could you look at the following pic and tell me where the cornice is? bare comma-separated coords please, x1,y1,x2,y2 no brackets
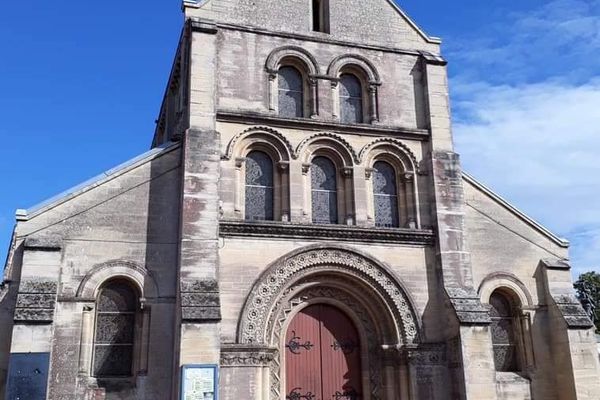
219,220,435,245
216,110,430,140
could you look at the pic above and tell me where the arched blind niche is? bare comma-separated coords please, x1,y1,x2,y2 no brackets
339,74,363,124
93,280,138,377
245,151,275,221
278,66,304,118
490,291,519,372
373,161,399,228
311,156,338,224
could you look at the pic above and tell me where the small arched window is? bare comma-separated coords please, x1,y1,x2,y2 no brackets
278,66,304,118
311,156,338,224
245,151,274,221
373,161,399,228
339,74,363,124
490,291,519,372
93,280,138,377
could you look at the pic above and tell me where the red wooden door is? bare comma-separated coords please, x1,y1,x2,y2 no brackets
286,304,362,400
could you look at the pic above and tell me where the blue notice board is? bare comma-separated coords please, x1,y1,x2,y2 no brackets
5,352,50,400
180,364,218,400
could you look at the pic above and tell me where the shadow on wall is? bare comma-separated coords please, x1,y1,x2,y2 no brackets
0,240,24,400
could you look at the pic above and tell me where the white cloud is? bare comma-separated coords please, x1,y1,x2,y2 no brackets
454,79,600,275
447,0,600,83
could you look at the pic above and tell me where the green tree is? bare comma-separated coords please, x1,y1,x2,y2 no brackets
574,271,600,333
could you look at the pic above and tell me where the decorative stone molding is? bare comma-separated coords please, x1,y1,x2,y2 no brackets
407,343,447,366
359,138,419,172
295,132,359,164
76,259,158,299
219,220,434,245
14,280,57,322
238,245,420,345
327,54,382,85
181,279,221,322
445,287,491,325
220,345,278,367
478,272,534,308
552,294,594,329
265,46,320,76
223,126,294,161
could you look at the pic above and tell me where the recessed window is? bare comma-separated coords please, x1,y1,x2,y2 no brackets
373,161,399,228
278,66,304,118
339,74,363,124
311,156,338,224
245,151,275,221
312,0,330,33
93,280,138,378
490,291,519,372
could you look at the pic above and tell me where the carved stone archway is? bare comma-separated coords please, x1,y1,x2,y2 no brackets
237,245,420,400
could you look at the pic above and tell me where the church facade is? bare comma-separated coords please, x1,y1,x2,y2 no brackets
1,1,599,399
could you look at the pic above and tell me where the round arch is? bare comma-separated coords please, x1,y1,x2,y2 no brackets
237,244,420,346
296,132,359,166
76,259,158,300
265,46,320,76
327,54,381,84
224,126,294,162
359,138,419,172
478,272,534,308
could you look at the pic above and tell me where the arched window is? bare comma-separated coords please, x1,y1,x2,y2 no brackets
311,156,338,224
339,74,363,124
278,66,304,118
93,280,138,377
373,161,399,228
489,291,519,372
245,151,274,221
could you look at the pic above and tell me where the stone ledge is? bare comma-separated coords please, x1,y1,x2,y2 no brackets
219,220,435,245
216,110,430,140
220,344,278,367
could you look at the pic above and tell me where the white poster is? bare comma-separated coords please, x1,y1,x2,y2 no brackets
182,365,216,400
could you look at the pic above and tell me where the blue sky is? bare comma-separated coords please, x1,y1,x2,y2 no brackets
0,0,598,276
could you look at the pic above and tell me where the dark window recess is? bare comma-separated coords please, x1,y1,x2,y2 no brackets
245,151,275,221
373,161,399,228
93,281,137,377
311,156,338,224
278,66,304,118
312,0,330,33
490,292,519,372
339,74,363,124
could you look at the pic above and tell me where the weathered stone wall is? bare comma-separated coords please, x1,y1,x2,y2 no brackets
215,29,429,129
185,0,440,51
2,145,182,400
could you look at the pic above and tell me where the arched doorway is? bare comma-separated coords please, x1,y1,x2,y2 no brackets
285,304,363,400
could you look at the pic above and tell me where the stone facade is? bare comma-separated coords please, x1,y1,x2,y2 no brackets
2,1,599,399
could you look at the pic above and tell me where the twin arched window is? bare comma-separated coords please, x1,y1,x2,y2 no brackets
372,161,399,228
311,156,338,224
245,151,275,221
489,291,520,372
93,280,138,377
278,66,304,118
339,74,363,124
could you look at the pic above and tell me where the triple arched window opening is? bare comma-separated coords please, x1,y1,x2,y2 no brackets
243,150,414,228
276,65,375,124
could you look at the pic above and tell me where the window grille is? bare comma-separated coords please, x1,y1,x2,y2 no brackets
490,292,519,372
245,151,274,221
311,156,338,224
278,66,304,118
373,161,399,228
93,281,137,377
340,74,363,124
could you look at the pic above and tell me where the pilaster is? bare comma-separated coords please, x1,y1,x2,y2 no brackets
175,16,221,398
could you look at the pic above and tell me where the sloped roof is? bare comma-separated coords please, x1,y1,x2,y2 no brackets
18,142,180,221
463,172,569,248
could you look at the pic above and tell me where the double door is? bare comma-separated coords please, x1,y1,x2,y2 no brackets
285,304,363,400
